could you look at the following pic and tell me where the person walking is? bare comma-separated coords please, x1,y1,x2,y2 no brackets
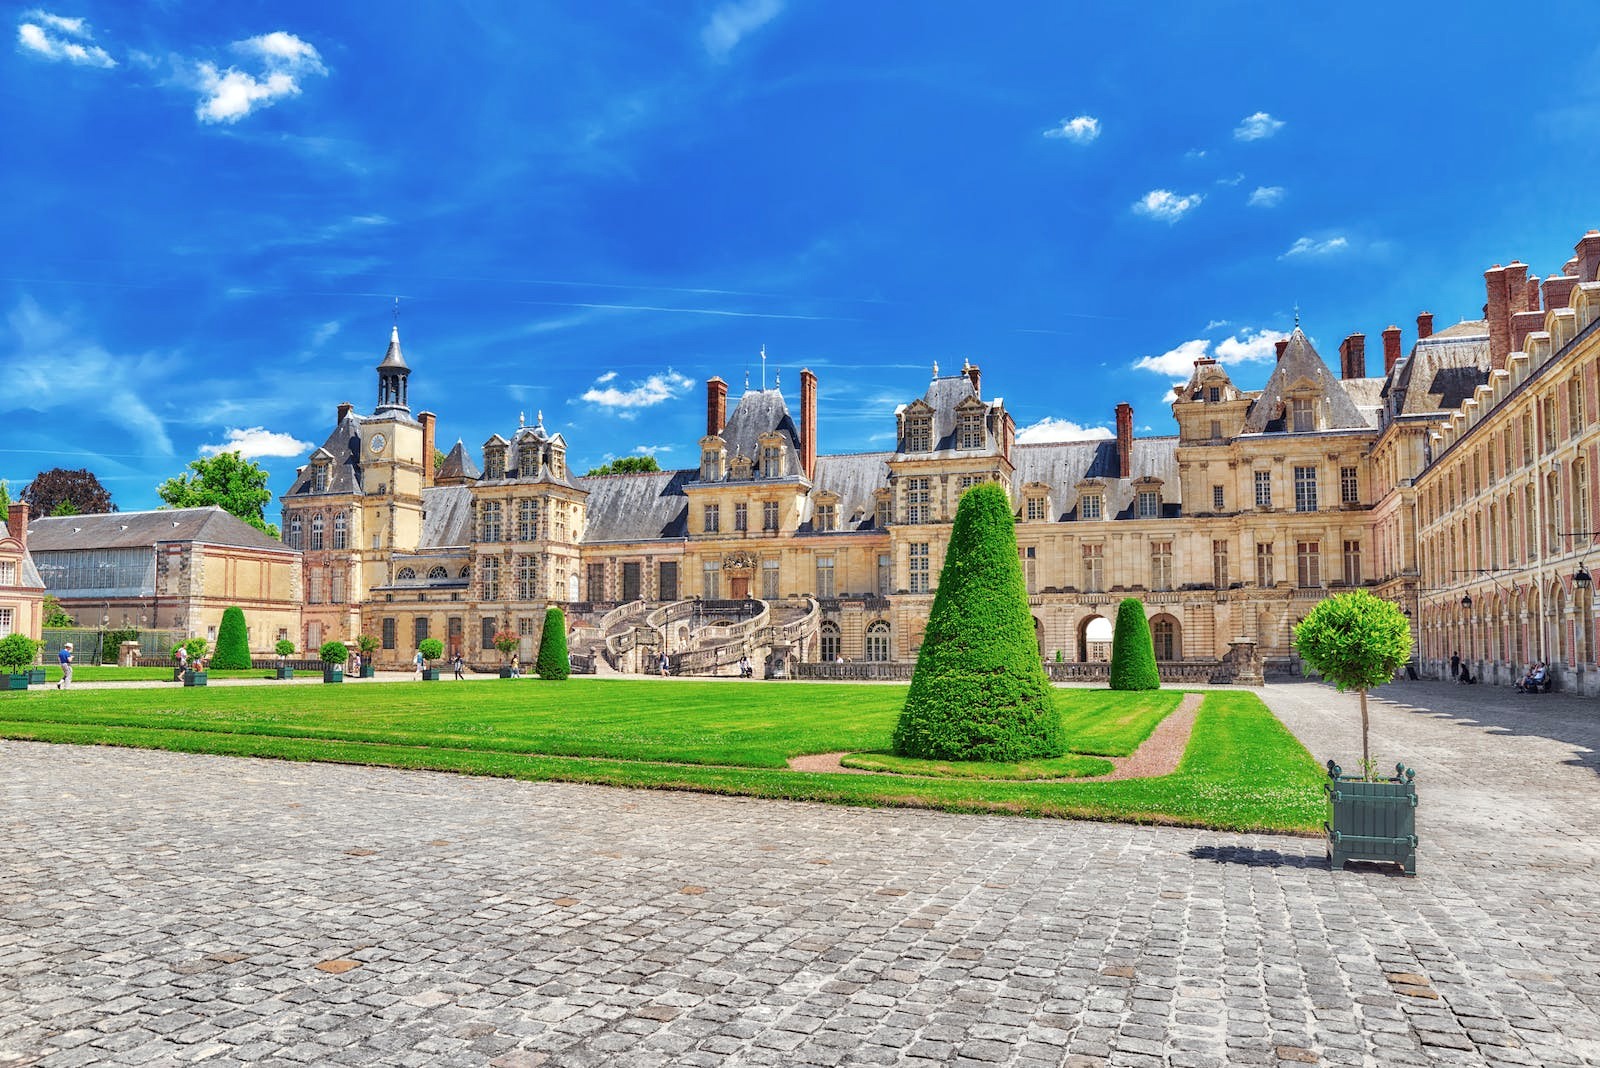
56,642,73,689
413,647,425,680
452,652,464,680
1450,650,1460,680
659,652,670,677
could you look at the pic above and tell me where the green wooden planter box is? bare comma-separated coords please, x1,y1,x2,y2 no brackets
1325,761,1417,875
421,668,440,681
499,667,514,679
323,668,344,684
276,666,294,679
26,668,46,685
4,673,29,691
183,670,208,687
361,664,376,678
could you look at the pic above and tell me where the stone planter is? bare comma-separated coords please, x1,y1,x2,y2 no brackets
183,670,208,688
421,668,440,681
26,668,46,685
276,665,294,680
1325,761,1417,875
4,673,29,691
323,668,344,684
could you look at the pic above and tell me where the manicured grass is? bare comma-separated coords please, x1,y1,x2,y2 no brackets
22,666,280,683
1056,689,1183,756
840,750,1114,779
0,681,1325,832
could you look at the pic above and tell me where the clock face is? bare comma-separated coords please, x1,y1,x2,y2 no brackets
370,433,387,453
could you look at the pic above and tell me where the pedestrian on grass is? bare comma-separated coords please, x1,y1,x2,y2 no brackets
57,642,73,689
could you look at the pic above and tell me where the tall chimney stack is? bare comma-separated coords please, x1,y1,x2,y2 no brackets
799,368,818,480
1382,326,1403,375
419,411,437,488
1338,334,1366,380
336,401,353,425
1505,262,1530,315
1576,230,1600,283
1543,275,1577,311
1115,403,1134,479
1416,311,1434,340
5,502,27,547
1274,339,1289,361
706,377,728,437
966,362,981,397
1485,264,1510,371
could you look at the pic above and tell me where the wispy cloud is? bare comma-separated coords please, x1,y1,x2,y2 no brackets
1280,235,1349,259
1043,115,1100,143
632,444,673,456
1014,417,1113,444
702,0,784,60
199,427,312,459
16,10,115,68
1215,172,1244,187
580,370,694,418
1234,111,1285,141
1133,327,1282,377
195,31,326,124
1247,185,1285,207
310,320,340,346
1204,319,1229,332
1132,189,1202,223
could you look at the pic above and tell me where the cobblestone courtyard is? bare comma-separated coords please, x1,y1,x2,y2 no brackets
3,680,1599,1067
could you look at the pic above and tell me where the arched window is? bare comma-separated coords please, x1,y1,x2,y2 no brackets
427,566,449,580
864,620,891,662
459,565,472,580
333,512,348,550
310,514,325,551
819,621,840,662
1152,617,1178,661
396,567,416,581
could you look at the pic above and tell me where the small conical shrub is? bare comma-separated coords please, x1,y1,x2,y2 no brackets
536,606,569,680
211,606,252,669
1109,597,1159,690
892,483,1062,761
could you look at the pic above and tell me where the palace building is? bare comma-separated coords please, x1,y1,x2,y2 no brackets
278,228,1600,692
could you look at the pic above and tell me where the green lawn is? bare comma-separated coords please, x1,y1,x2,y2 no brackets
23,666,283,683
0,680,1324,832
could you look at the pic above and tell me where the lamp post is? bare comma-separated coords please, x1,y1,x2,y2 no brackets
1576,563,1593,682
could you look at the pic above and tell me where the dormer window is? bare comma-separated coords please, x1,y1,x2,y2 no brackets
1136,490,1159,518
957,410,984,450
761,443,784,477
815,502,836,531
1207,386,1221,402
1291,397,1314,433
549,448,564,479
1080,494,1102,520
526,448,543,480
484,445,507,480
906,415,931,452
701,440,726,481
1025,493,1049,521
312,463,329,493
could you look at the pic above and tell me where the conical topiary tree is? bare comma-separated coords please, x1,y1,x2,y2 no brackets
536,605,569,680
211,606,252,669
1108,597,1159,690
892,483,1062,761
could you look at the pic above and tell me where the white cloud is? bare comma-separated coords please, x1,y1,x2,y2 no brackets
580,370,694,417
1132,189,1202,223
1015,417,1113,444
632,444,673,456
702,0,783,59
200,426,312,459
16,11,115,68
195,31,325,124
1043,115,1100,143
1133,328,1282,377
1204,319,1230,332
310,320,340,346
1247,185,1285,207
1184,148,1207,160
1215,172,1244,186
1280,235,1349,259
1234,111,1285,141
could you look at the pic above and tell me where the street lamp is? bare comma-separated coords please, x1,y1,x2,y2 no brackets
1461,593,1472,610
1577,563,1594,669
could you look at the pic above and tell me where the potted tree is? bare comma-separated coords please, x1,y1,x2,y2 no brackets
183,638,210,687
319,640,350,683
1293,590,1417,875
274,638,297,679
0,634,41,690
355,634,380,678
417,637,444,680
492,628,519,678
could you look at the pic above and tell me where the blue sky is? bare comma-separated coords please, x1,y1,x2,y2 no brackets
5,2,1600,513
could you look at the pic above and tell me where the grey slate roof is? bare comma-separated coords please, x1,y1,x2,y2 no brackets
419,486,475,548
1338,378,1387,428
808,452,892,531
436,440,481,483
1387,321,1491,417
703,388,802,481
897,372,1004,456
377,326,409,370
283,414,368,498
1242,327,1369,433
28,507,292,553
575,470,693,542
1013,438,1182,519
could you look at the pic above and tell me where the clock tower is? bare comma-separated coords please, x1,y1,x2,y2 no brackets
361,326,426,555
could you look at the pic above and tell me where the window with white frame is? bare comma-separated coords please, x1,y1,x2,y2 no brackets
518,556,538,600
1026,495,1047,521
1150,540,1172,591
0,562,13,586
518,499,539,541
1212,485,1225,511
480,501,503,541
815,556,835,598
909,542,931,593
702,560,721,599
1254,470,1272,509
1136,490,1159,518
310,514,324,551
957,410,984,449
734,503,747,532
1213,540,1229,590
1256,542,1274,587
763,500,779,530
864,620,891,661
0,607,11,638
762,558,780,599
1291,397,1314,432
703,504,720,534
905,416,931,452
1294,466,1318,512
1295,540,1321,589
907,477,931,523
1080,493,1102,520
1082,543,1104,592
333,512,348,550
1342,540,1361,587
814,503,835,531
480,556,501,599
1023,545,1036,593
1340,466,1359,505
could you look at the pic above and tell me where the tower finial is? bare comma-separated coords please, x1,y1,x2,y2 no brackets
760,344,767,390
1294,303,1301,328
932,359,939,378
519,411,525,428
537,409,543,428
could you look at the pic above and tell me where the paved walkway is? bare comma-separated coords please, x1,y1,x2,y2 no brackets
2,681,1599,1067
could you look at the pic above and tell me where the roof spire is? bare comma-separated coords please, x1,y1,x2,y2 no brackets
1294,303,1301,328
932,359,939,378
519,411,525,428
760,344,767,390
537,409,543,428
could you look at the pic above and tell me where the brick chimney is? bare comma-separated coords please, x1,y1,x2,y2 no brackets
419,411,437,488
1115,403,1134,479
336,401,353,424
799,368,817,480
966,362,981,397
706,377,727,437
1382,326,1403,375
1274,338,1289,361
1544,275,1578,311
1416,311,1434,340
1338,333,1366,380
1526,275,1542,312
1511,311,1545,354
1505,262,1531,315
1485,264,1510,371
1577,230,1600,283
5,503,27,547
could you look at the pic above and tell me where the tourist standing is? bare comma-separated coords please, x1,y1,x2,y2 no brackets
57,642,73,689
1450,650,1460,680
413,647,425,680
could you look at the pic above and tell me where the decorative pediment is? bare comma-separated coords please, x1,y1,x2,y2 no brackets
723,550,759,572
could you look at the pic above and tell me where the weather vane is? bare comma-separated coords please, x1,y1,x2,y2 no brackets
760,344,767,390
393,296,400,327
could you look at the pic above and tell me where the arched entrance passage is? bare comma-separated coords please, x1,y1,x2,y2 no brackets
1151,613,1181,661
1079,615,1112,663
1033,616,1044,660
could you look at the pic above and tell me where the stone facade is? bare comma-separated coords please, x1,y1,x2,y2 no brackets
0,503,45,643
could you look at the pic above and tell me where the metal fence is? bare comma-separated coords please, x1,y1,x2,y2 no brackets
39,628,187,666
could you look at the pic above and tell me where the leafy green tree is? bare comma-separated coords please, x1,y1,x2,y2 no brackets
435,448,446,475
23,467,115,517
319,640,350,666
892,483,1062,761
1294,590,1413,771
537,606,569,680
41,595,74,628
1109,598,1160,691
211,606,251,669
585,455,662,477
274,638,297,660
157,452,280,539
417,637,444,663
0,633,41,674
0,479,9,513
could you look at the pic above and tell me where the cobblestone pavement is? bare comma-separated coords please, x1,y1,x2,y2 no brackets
2,679,1599,1067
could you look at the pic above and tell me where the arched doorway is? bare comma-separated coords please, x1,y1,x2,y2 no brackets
864,620,891,662
1079,615,1112,663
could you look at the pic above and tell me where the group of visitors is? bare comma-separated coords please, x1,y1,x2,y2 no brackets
1449,650,1477,685
1516,661,1550,693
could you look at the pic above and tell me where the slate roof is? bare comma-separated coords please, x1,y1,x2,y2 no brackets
807,452,892,531
27,507,292,553
576,470,693,542
1241,327,1370,433
1013,438,1182,519
896,372,1005,456
283,413,368,498
436,440,481,483
702,388,803,481
1338,378,1387,428
419,486,475,548
377,326,409,370
1385,320,1492,417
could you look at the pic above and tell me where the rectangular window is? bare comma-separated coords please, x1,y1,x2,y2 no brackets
1150,540,1172,591
1026,496,1046,521
1543,395,1558,451
330,568,346,604
1525,483,1538,562
958,411,984,449
1296,540,1321,589
761,445,782,477
1254,470,1272,509
958,474,983,496
907,477,930,523
518,499,538,541
480,556,501,600
518,616,535,637
0,562,13,586
1571,377,1585,437
307,565,323,604
816,556,835,598
1137,490,1158,518
382,618,396,650
734,503,748,532
621,561,641,602
586,562,605,602
906,418,931,452
1207,386,1221,402
481,617,497,651
762,559,780,599
1342,540,1362,587
333,514,348,550
815,503,836,531
658,561,678,602
1082,543,1104,593
480,502,503,542
1256,543,1274,587
519,556,540,601
874,497,890,528
1294,466,1318,512
703,561,721,599
763,501,779,531
703,504,720,534
310,516,324,551
1212,485,1225,512
1292,397,1314,432
877,554,892,595
909,542,931,594
414,617,429,646
1522,411,1535,465
1080,494,1102,520
1340,466,1359,505
1209,419,1222,441
1213,540,1229,590
1024,545,1037,594
0,607,11,638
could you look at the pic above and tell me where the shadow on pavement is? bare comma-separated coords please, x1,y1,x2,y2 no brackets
1188,844,1325,869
